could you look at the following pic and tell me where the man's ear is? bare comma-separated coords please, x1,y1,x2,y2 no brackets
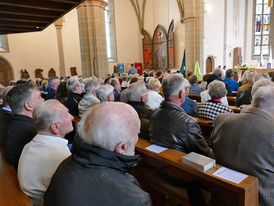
178,90,183,99
140,96,146,103
114,141,126,155
50,123,59,135
24,102,32,112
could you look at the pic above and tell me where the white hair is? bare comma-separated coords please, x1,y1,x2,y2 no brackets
208,80,227,99
252,85,274,113
162,73,186,100
77,103,140,153
127,82,147,102
254,73,270,82
251,79,274,97
96,85,114,102
66,76,80,92
33,99,62,131
84,78,100,94
148,78,161,90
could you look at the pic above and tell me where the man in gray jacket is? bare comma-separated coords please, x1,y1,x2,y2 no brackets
211,85,274,206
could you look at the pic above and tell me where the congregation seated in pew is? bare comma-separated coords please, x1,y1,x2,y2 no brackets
1,69,273,206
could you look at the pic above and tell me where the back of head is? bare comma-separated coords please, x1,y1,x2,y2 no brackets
188,75,198,85
208,80,227,99
109,78,119,88
55,82,69,100
33,100,63,132
96,84,114,102
127,82,147,102
148,78,161,90
206,74,219,85
213,68,223,78
162,73,185,101
77,102,140,155
2,86,13,107
84,79,100,94
251,78,274,97
252,85,274,115
246,71,256,83
225,69,234,79
253,73,270,82
8,83,37,114
66,76,80,93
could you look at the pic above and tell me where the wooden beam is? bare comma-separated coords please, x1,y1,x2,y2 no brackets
0,5,60,18
0,14,53,23
0,20,46,28
0,0,72,12
0,27,35,32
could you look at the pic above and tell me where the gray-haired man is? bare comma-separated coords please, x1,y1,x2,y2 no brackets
149,73,213,157
18,100,73,206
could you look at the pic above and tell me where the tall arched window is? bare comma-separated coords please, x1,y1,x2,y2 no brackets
104,0,117,62
0,35,9,52
253,0,271,56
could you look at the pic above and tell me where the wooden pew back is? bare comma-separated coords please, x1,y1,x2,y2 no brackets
135,138,258,206
0,147,32,206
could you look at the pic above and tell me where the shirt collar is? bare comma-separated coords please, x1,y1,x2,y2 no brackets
34,134,69,148
2,107,12,112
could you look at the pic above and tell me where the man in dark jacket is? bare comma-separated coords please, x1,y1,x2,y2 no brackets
149,74,213,157
0,86,13,146
64,77,83,116
127,82,154,139
5,83,44,170
44,102,151,206
45,77,60,100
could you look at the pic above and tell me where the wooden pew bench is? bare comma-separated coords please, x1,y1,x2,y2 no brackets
0,147,32,206
133,138,258,206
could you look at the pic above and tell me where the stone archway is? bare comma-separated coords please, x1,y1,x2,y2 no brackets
206,56,215,74
0,56,14,86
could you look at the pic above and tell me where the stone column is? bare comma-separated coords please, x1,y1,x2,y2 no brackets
182,0,204,74
54,18,66,77
77,0,108,78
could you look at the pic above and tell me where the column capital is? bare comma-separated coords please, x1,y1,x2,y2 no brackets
54,18,64,29
78,0,108,9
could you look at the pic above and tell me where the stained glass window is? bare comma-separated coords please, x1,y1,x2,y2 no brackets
254,0,270,55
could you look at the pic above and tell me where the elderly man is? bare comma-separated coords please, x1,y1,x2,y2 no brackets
238,71,255,92
210,85,274,206
18,100,73,206
44,102,151,206
223,69,239,92
6,84,44,169
149,74,213,157
96,84,114,103
181,79,198,117
109,78,121,101
0,86,13,146
64,76,83,116
78,78,100,115
127,82,154,139
45,77,60,100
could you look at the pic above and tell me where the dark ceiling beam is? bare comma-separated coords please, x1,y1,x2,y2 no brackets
0,20,46,28
0,14,53,23
48,0,80,3
0,5,60,18
0,27,36,32
0,0,73,12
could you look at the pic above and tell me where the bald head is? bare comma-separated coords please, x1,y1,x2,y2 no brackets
78,102,140,155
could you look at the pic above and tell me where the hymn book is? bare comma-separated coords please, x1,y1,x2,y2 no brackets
182,152,216,172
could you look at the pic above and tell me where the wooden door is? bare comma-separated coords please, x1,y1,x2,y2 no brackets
0,62,9,86
206,57,213,74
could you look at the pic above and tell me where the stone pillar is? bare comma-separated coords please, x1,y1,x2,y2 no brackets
54,18,66,77
77,0,108,78
182,0,204,74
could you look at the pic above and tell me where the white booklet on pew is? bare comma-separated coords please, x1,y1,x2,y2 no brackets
182,152,216,172
145,145,168,153
212,167,248,184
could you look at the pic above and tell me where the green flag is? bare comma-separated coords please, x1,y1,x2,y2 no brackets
194,61,202,80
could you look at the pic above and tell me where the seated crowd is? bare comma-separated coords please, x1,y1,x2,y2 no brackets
0,68,273,206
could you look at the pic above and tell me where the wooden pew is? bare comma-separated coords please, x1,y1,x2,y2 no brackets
188,93,201,102
134,138,258,206
227,96,236,106
0,147,32,206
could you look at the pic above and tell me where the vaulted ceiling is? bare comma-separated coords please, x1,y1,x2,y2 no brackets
0,0,85,35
